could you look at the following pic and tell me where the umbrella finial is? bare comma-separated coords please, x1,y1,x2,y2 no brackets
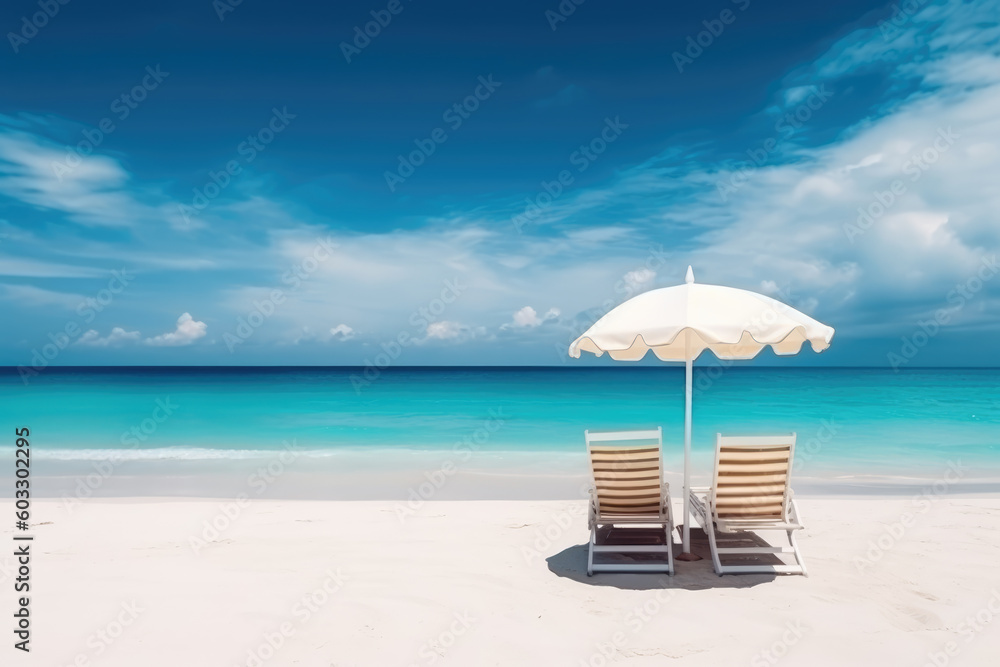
685,266,695,284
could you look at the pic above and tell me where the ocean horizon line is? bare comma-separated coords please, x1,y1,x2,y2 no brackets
3,365,998,371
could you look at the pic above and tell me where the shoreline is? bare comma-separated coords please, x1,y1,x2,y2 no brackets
9,442,996,500
7,468,999,501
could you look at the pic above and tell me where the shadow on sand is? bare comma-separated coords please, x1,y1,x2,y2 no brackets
546,526,780,591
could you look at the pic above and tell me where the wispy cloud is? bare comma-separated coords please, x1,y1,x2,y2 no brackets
1,284,85,309
0,255,106,278
77,327,142,347
0,120,150,228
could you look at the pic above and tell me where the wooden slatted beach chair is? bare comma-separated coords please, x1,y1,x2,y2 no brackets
586,428,675,576
689,433,807,576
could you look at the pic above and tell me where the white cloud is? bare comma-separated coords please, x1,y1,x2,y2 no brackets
783,85,819,106
513,306,540,327
76,327,141,347
425,320,465,340
145,313,207,347
503,305,562,330
841,153,883,173
623,268,655,291
421,320,487,343
329,324,355,340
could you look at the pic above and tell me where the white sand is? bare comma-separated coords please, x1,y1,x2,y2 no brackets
5,496,1000,666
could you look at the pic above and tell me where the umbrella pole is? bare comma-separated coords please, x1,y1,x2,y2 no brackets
676,357,702,561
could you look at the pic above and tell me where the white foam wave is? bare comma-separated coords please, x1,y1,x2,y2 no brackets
2,447,332,462
0,446,580,463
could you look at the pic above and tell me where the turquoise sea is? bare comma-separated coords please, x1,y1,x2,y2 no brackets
1,367,997,485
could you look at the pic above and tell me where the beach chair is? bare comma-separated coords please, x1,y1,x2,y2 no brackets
689,434,807,576
586,428,675,576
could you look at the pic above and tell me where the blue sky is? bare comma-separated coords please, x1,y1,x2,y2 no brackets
1,0,998,367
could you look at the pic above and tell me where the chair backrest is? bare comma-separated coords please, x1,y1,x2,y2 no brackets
585,428,663,517
711,434,796,522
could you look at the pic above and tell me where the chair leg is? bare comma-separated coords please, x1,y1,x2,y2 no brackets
703,511,723,576
788,529,808,577
665,503,675,575
688,496,722,575
662,523,675,575
788,499,807,577
587,526,595,576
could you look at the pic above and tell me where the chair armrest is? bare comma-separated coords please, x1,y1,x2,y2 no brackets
687,487,712,528
788,497,804,527
688,486,710,498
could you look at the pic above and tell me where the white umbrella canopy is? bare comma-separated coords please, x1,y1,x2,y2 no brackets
569,267,834,361
568,266,835,557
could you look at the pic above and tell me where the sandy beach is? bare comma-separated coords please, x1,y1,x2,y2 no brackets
5,495,1000,666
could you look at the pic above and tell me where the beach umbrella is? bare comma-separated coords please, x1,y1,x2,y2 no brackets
568,266,835,558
